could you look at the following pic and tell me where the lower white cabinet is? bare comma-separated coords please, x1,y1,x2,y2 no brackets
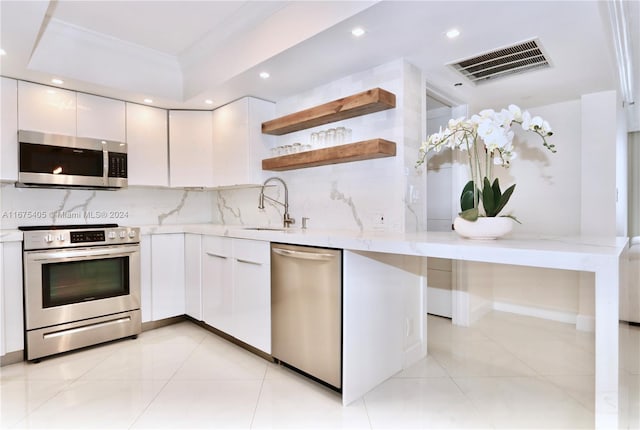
1,241,24,356
150,234,185,320
202,236,233,333
232,239,271,353
184,234,202,320
201,236,270,353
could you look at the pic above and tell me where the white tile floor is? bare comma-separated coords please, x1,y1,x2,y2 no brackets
1,312,639,429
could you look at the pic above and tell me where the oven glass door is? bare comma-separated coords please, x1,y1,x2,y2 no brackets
42,256,130,308
24,245,140,330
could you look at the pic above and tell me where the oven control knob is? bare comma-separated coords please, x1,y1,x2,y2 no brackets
128,231,136,239
44,234,54,243
119,231,127,239
56,234,65,242
108,231,117,240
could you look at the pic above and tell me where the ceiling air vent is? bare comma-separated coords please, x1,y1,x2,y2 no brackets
449,39,550,84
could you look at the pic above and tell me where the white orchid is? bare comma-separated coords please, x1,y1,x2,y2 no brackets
416,104,556,221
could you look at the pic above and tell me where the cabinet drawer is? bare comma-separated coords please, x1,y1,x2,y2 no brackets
202,235,232,258
233,239,269,265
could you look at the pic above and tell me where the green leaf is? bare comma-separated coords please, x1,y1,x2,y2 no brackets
460,180,478,212
491,178,502,208
482,177,496,216
494,184,516,216
460,190,475,212
459,207,479,221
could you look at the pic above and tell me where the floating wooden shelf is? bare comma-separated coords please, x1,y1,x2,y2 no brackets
262,139,396,171
261,88,396,135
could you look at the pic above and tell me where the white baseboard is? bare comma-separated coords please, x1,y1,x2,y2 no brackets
492,301,593,330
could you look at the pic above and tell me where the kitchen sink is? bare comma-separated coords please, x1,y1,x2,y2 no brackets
242,227,287,231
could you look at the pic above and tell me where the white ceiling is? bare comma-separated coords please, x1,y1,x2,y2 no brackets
1,0,638,126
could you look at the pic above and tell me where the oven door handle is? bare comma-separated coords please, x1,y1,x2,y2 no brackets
30,246,139,262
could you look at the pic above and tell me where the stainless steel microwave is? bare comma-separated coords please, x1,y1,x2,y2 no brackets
17,130,127,190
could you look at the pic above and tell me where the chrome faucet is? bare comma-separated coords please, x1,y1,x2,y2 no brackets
258,177,295,228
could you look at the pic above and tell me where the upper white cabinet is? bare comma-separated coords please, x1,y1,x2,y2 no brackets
76,93,125,141
18,81,76,136
212,97,274,187
169,110,214,188
126,103,169,187
1,77,18,181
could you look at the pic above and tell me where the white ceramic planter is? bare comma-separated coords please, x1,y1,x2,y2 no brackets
453,216,513,240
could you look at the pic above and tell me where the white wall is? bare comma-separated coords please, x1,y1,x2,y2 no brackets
211,59,426,233
458,92,626,330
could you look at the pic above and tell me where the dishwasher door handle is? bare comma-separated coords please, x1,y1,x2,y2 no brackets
272,247,336,261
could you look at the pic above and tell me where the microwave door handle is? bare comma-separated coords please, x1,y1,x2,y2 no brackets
103,149,109,187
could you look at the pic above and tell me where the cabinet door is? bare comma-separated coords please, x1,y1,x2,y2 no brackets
76,93,125,141
140,235,152,323
1,77,18,181
151,234,185,320
184,234,202,320
201,236,233,333
1,242,24,354
169,110,213,187
18,81,76,135
232,239,271,353
211,97,274,187
126,103,169,186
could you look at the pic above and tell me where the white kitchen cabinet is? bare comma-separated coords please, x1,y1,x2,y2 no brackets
232,239,271,353
150,234,185,320
18,81,77,136
76,93,125,141
1,77,18,181
140,234,152,323
201,236,270,353
1,241,24,356
169,110,213,187
185,234,202,320
126,103,169,187
201,235,233,333
211,97,274,187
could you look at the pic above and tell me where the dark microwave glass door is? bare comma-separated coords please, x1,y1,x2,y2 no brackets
41,256,130,308
20,142,104,177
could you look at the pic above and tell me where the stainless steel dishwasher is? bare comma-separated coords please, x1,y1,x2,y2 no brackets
271,243,342,390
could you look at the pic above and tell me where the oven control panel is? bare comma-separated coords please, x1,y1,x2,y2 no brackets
22,226,140,250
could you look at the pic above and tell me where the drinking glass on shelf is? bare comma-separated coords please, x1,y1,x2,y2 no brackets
317,130,326,147
292,142,302,153
325,128,336,146
335,127,346,145
310,132,318,148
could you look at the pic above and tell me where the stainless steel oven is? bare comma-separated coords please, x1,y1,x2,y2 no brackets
20,224,141,361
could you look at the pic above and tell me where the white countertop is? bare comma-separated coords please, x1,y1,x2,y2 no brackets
2,224,628,273
139,223,628,273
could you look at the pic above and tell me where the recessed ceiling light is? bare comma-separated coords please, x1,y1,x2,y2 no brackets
351,27,366,37
446,28,460,39
204,99,213,105
259,72,270,79
51,78,64,85
0,49,6,56
143,98,153,104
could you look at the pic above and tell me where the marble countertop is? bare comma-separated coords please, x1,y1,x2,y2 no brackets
2,223,628,272
139,223,628,273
